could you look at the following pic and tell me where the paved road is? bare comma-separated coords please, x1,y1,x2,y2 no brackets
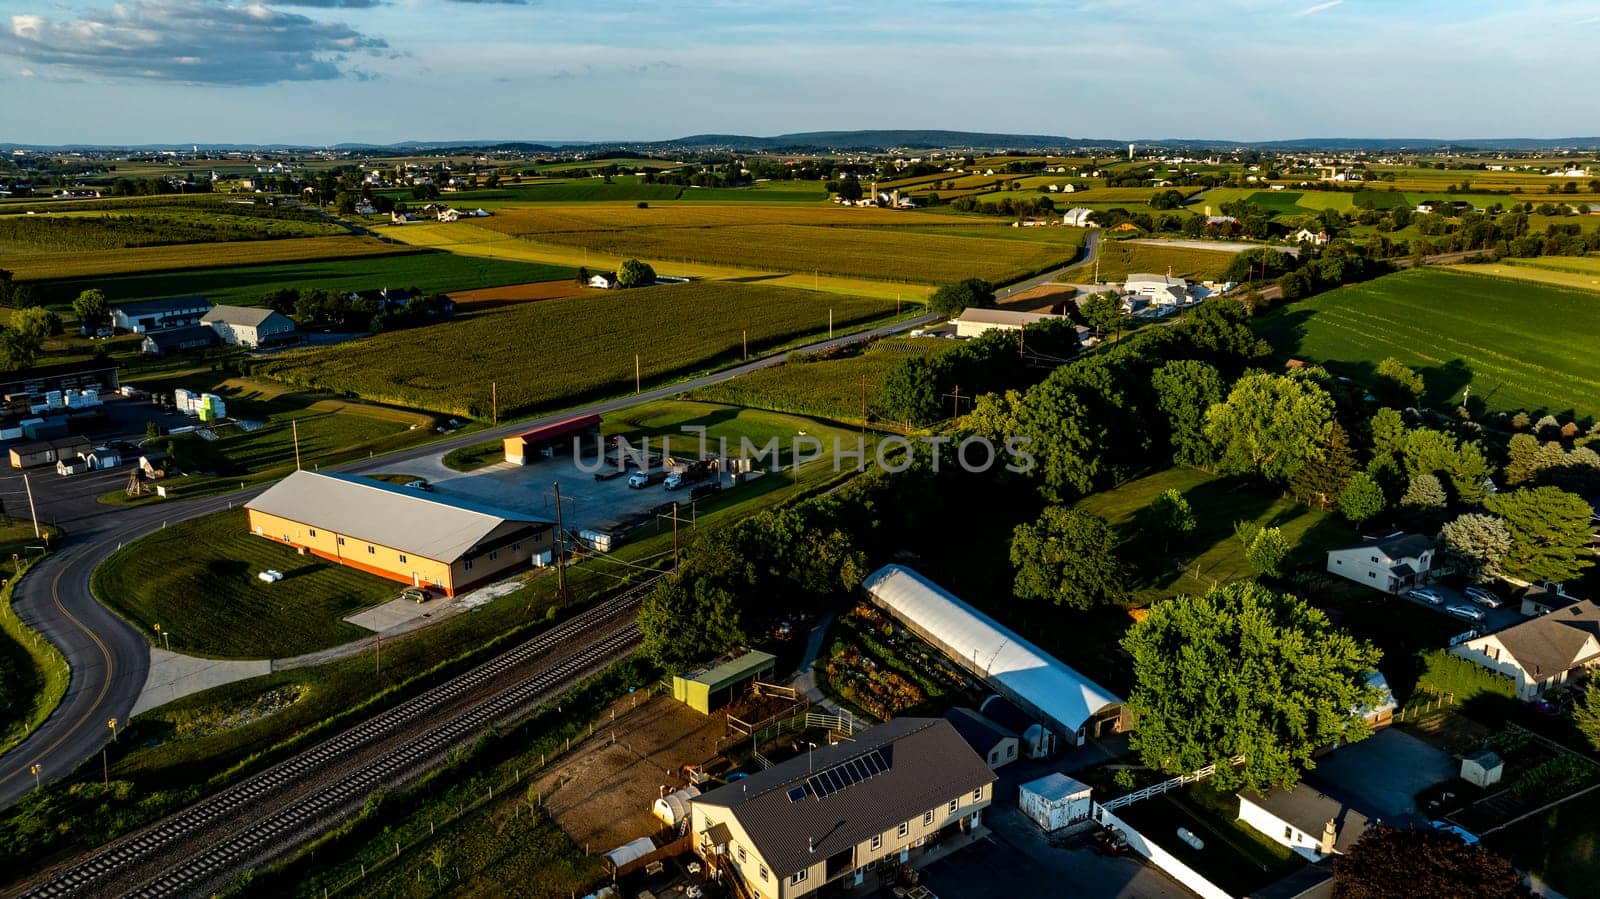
0,310,938,811
996,230,1101,303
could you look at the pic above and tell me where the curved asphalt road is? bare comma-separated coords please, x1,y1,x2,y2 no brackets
0,309,940,810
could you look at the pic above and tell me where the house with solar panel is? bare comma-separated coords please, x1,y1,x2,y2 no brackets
689,718,994,898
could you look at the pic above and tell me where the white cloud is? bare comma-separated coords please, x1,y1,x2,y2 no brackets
1293,0,1343,16
0,0,388,84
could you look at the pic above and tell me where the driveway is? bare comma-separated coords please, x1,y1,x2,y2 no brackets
1310,728,1455,825
1399,584,1524,634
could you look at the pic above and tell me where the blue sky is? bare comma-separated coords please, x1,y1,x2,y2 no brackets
2,0,1598,145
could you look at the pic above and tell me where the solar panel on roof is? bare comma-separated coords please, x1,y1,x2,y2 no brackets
805,749,890,800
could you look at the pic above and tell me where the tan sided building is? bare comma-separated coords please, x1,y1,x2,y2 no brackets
690,718,994,898
244,471,554,596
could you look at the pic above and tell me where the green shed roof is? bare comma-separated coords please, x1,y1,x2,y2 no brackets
680,649,776,692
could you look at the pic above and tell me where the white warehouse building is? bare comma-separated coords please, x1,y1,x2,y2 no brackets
862,565,1126,748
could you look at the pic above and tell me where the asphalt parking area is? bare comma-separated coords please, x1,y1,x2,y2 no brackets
1309,727,1455,825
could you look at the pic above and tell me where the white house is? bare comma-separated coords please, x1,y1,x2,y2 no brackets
951,308,1067,339
1123,273,1194,308
201,305,297,349
1293,228,1330,246
1450,600,1600,699
1325,532,1435,594
1018,773,1093,832
1237,786,1372,862
588,271,619,289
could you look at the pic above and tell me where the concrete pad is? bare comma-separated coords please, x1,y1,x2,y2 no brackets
343,594,452,632
131,647,271,717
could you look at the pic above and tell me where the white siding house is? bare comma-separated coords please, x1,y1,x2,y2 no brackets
1237,787,1371,862
1451,600,1600,699
201,305,297,349
1325,533,1435,594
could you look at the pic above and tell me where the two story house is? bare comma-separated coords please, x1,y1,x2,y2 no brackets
1325,532,1435,594
690,718,994,898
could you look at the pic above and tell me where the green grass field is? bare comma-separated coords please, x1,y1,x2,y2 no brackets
1074,467,1354,606
600,399,859,466
0,205,345,252
693,337,958,422
0,552,67,758
1057,240,1238,284
256,281,895,419
1256,268,1600,417
91,508,400,658
34,250,575,307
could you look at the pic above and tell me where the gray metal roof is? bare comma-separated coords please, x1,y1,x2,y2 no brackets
245,471,550,562
694,718,994,878
201,304,285,328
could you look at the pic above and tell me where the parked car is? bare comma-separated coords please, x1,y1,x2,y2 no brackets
1464,586,1502,608
402,587,428,603
404,478,433,492
1447,628,1483,647
1447,604,1487,622
1408,587,1445,606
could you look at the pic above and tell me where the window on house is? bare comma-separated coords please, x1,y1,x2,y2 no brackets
1285,825,1293,839
512,542,521,552
367,545,376,555
282,533,290,542
923,810,934,826
308,528,316,537
898,822,909,839
1007,745,1015,758
789,869,808,885
1368,571,1376,579
973,787,983,801
464,559,474,571
759,866,769,882
870,834,882,852
336,536,345,545
489,550,498,561
737,846,746,864
949,799,959,814
399,554,408,564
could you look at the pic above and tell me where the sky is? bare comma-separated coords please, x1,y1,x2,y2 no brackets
1,0,1598,146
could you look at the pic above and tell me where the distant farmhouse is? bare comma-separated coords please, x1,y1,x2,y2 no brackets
202,304,297,349
244,471,555,596
111,296,211,334
951,308,1067,339
1122,273,1196,309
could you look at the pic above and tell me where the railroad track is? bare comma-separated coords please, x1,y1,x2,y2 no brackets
21,576,659,898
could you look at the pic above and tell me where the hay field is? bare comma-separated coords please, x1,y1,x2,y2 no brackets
7,236,414,282
256,281,895,418
473,204,1075,283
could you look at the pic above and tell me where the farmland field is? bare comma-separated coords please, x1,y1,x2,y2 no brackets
1438,261,1600,295
92,508,399,658
0,204,345,250
692,337,959,422
34,250,574,307
1056,240,1238,284
256,281,896,418
473,204,1076,283
1255,268,1600,417
6,235,415,284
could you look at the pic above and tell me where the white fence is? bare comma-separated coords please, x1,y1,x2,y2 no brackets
1095,805,1235,899
1099,756,1244,812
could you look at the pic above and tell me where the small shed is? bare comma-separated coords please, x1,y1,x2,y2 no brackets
671,649,776,715
9,441,54,469
1018,773,1094,832
652,785,701,828
943,707,1020,769
602,836,657,871
1461,750,1504,788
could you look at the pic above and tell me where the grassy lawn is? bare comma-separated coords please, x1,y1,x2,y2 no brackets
1056,240,1238,285
1116,783,1304,896
441,438,506,472
31,250,574,307
692,337,960,424
105,376,441,503
1075,467,1356,606
0,547,67,758
91,508,400,658
255,282,896,420
600,399,860,466
1256,268,1600,418
1452,259,1600,293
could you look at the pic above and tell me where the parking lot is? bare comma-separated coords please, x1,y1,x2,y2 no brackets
1397,583,1524,634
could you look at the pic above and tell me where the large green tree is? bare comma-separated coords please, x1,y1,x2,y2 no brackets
617,258,657,288
1375,357,1425,407
637,574,745,673
1338,471,1387,526
878,355,943,426
1205,372,1335,483
1010,507,1126,609
1290,422,1356,509
72,289,110,329
1575,679,1600,752
1484,487,1596,583
1122,581,1381,792
1438,513,1513,582
1151,359,1224,467
928,278,996,317
1082,291,1121,338
1333,825,1531,899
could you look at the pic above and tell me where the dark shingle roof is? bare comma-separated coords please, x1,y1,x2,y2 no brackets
695,718,993,878
1371,533,1434,559
1240,785,1371,853
1491,600,1600,678
112,296,211,317
142,325,218,351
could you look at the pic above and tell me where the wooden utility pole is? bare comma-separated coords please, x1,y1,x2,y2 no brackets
491,381,498,426
22,473,39,539
292,419,302,470
551,481,568,606
942,385,971,422
635,355,641,393
742,330,747,362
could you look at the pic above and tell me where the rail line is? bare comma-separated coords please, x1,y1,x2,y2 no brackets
22,575,660,898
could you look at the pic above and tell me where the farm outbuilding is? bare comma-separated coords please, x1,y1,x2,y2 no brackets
943,707,1019,769
979,695,1055,759
1018,773,1094,832
1461,750,1504,788
502,413,602,465
863,564,1126,749
9,436,91,469
652,785,701,829
671,649,776,715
